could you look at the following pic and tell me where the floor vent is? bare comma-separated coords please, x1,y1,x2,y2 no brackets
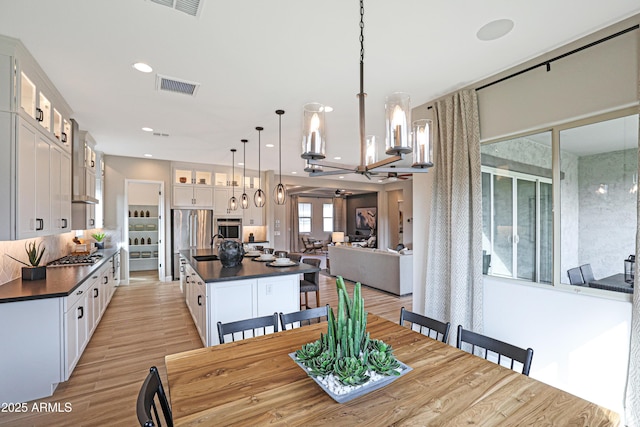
150,0,202,17
156,74,200,96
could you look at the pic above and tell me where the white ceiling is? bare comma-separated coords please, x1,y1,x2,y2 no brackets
1,0,638,183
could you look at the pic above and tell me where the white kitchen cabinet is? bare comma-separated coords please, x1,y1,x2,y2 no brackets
173,185,213,208
207,275,300,345
243,198,264,226
72,202,96,230
184,263,207,346
64,281,90,380
51,145,72,232
213,186,238,216
17,118,52,238
0,35,73,240
71,125,98,205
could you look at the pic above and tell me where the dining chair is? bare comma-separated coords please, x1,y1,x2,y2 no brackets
456,325,534,376
567,267,585,285
217,313,279,344
580,264,595,283
300,258,321,309
289,253,302,263
136,366,173,427
399,307,451,343
280,304,331,330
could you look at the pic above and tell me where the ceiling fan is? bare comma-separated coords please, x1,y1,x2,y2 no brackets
380,172,412,181
335,189,353,197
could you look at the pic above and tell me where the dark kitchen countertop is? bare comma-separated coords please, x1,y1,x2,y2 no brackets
180,248,319,283
0,249,119,303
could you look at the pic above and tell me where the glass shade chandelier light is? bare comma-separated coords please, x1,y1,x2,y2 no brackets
228,148,238,211
254,126,266,207
300,0,433,177
274,110,287,205
241,139,249,209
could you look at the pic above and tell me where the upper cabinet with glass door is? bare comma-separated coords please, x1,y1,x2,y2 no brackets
15,44,73,152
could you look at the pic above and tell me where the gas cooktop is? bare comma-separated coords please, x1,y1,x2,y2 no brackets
47,254,103,267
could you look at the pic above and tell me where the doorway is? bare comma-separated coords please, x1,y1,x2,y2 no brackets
124,180,165,283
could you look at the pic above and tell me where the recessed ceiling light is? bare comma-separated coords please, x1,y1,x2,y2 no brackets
378,179,383,182
291,171,297,174
133,62,153,73
142,127,153,132
266,144,275,148
339,176,344,179
238,162,244,166
476,19,514,41
333,156,341,160
144,153,153,157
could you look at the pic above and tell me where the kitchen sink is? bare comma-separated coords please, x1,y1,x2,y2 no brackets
193,255,219,261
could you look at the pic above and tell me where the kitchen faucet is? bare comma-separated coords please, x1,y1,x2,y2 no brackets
211,233,225,248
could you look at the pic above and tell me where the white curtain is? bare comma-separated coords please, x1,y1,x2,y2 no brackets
625,62,640,426
424,89,483,342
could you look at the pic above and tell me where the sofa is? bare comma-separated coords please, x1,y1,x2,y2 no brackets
328,245,412,296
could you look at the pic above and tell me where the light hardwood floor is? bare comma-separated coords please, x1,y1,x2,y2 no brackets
0,270,411,426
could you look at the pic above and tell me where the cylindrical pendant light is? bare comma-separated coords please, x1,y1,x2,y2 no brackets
274,110,287,205
411,119,433,168
254,127,266,207
385,92,412,155
228,148,238,211
301,103,326,160
241,139,249,209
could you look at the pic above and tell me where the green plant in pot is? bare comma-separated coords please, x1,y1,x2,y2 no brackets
92,233,106,249
7,241,46,281
294,276,404,400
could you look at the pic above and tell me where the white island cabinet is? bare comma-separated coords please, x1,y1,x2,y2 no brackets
182,251,307,346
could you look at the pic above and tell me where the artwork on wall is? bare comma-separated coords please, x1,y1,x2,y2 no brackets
356,207,377,234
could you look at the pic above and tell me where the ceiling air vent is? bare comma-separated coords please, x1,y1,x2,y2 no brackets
150,0,203,17
156,74,200,96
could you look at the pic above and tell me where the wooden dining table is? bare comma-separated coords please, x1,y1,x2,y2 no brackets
165,314,619,426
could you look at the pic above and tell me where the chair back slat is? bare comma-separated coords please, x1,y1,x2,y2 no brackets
136,366,173,427
217,313,279,344
280,305,331,330
399,307,451,343
456,325,534,376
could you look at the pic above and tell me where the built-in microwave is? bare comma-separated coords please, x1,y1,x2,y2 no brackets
217,218,242,240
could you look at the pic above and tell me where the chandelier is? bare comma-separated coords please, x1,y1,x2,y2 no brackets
301,0,433,177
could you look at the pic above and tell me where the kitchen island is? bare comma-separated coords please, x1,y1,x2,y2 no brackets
180,248,319,346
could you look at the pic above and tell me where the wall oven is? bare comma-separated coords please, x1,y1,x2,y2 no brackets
217,218,242,240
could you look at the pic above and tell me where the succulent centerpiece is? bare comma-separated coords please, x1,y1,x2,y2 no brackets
291,277,410,402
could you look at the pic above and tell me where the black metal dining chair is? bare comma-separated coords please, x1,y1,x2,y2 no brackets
399,307,451,343
580,264,595,283
280,305,331,330
217,313,279,344
456,325,534,376
300,258,321,309
567,267,585,285
136,366,173,427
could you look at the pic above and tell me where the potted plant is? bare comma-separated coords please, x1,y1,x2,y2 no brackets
291,277,410,402
92,232,106,249
7,240,46,281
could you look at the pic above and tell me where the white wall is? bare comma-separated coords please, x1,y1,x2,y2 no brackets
484,276,632,415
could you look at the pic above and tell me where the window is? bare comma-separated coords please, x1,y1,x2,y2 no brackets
298,202,311,233
481,131,553,283
559,114,638,287
323,203,333,232
481,110,638,294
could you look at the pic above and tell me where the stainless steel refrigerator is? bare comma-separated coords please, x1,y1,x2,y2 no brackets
172,209,213,280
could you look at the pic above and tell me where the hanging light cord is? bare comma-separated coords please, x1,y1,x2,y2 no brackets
358,0,366,166
231,151,235,196
278,112,283,184
243,141,246,192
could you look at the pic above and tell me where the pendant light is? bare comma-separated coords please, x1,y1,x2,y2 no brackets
228,148,238,211
274,110,287,205
254,126,266,207
241,139,249,209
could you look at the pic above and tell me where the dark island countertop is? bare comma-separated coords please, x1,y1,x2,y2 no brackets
0,249,119,304
180,248,319,283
